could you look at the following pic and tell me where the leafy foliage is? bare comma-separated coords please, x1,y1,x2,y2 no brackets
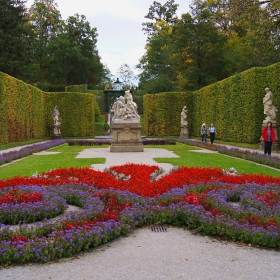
139,0,280,91
0,0,35,80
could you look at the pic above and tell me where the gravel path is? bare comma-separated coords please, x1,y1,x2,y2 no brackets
76,147,179,173
1,227,280,280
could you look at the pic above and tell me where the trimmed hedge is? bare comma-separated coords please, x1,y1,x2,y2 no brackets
143,92,193,137
144,63,280,143
0,72,45,144
0,73,96,144
193,63,280,143
44,92,95,137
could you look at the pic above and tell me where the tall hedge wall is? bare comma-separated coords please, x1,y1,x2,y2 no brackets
0,73,96,145
143,62,280,143
44,92,95,137
193,63,280,143
0,72,45,144
65,84,88,92
143,92,193,136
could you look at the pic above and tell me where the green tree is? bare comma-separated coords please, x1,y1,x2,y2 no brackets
172,12,227,89
138,20,175,93
138,0,179,93
0,0,34,79
28,0,62,82
46,14,103,86
142,0,179,36
189,0,280,71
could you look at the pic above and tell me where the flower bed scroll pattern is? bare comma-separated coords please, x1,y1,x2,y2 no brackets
0,164,280,265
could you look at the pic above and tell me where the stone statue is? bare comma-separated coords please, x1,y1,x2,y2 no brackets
111,91,140,121
124,89,133,104
260,88,279,151
181,106,188,126
52,105,61,137
111,96,126,119
52,105,60,125
180,106,188,139
263,87,277,121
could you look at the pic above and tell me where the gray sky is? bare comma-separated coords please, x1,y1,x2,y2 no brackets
26,0,192,76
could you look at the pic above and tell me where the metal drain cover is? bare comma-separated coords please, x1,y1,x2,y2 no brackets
151,225,167,232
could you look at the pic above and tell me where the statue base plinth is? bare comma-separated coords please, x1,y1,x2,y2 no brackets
110,121,143,152
259,120,279,151
53,134,62,140
179,125,189,139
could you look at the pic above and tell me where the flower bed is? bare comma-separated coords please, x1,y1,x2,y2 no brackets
180,139,280,169
218,146,280,169
0,164,280,265
0,139,67,166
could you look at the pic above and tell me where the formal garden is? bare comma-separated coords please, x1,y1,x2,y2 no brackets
1,1,280,275
1,61,280,265
0,137,280,265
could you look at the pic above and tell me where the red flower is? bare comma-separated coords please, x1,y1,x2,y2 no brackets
184,194,199,205
256,192,280,206
0,189,42,205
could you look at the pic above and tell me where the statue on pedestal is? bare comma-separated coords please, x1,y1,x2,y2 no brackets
111,90,140,121
52,105,62,139
181,106,188,126
110,90,143,152
260,88,279,151
180,106,188,139
263,87,277,121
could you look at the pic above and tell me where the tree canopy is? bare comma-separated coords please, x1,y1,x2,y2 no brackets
138,0,280,92
0,0,107,89
1,0,279,91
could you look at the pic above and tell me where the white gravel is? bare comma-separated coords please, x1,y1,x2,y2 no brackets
1,227,280,280
76,147,179,172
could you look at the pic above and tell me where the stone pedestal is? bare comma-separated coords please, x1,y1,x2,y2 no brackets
53,124,62,139
259,120,279,151
179,125,189,139
110,120,143,152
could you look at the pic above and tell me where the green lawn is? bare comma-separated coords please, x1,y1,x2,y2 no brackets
0,145,107,179
147,144,280,177
0,143,280,180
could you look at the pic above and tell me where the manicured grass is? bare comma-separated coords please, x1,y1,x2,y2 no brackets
1,142,280,180
0,144,107,179
147,144,280,177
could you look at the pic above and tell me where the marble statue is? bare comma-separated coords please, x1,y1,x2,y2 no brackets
52,105,61,137
181,106,188,126
111,96,126,119
52,105,60,125
263,87,277,121
124,89,133,104
111,90,140,121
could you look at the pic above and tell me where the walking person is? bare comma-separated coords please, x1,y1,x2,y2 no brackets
261,121,276,156
201,123,207,142
209,123,216,144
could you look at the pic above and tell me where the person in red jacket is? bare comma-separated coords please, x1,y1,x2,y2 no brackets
261,121,276,156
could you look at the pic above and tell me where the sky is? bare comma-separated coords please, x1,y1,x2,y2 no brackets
26,0,192,77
